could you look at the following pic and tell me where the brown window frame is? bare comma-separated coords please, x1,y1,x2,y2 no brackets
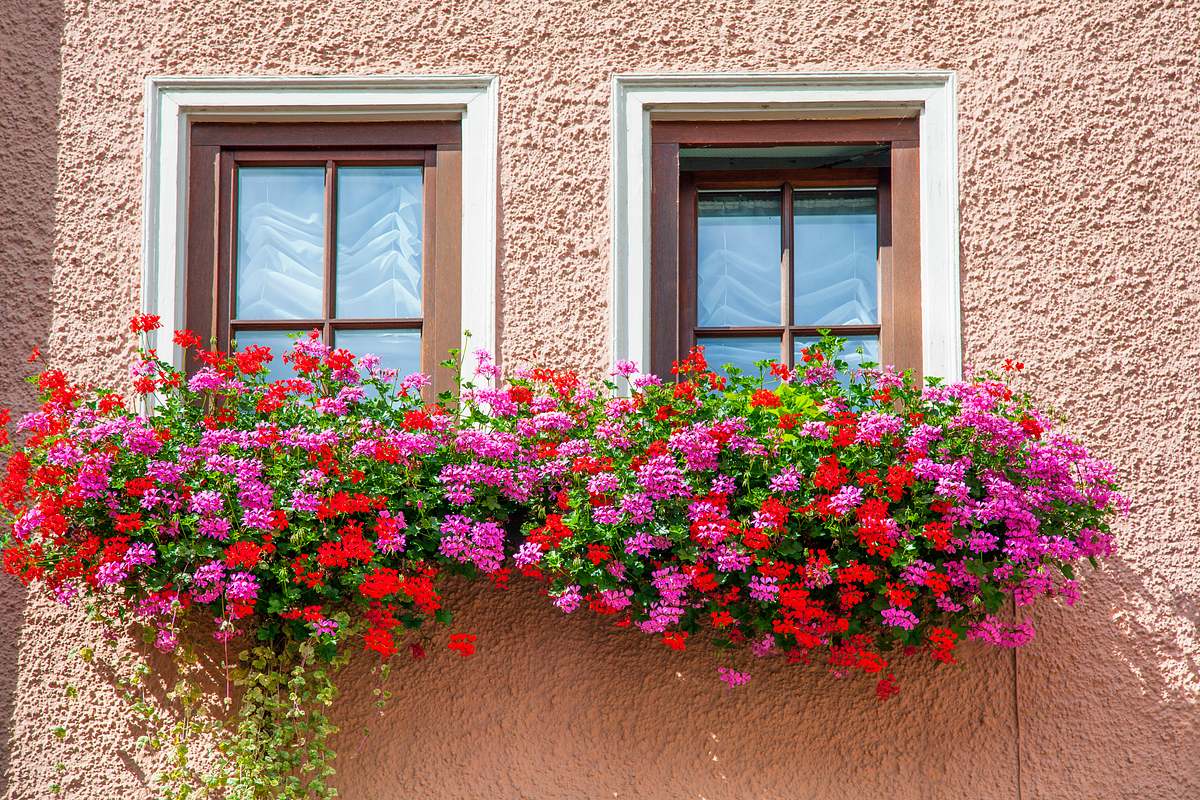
185,121,463,394
650,119,922,379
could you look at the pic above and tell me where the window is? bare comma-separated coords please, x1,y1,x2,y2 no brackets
648,119,923,380
185,121,462,393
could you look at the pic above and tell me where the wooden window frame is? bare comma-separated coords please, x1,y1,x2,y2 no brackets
185,121,463,394
650,119,922,379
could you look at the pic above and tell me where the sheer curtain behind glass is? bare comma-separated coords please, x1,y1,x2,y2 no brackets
793,190,878,326
697,191,781,328
236,167,325,320
335,166,423,319
695,185,881,379
232,164,424,379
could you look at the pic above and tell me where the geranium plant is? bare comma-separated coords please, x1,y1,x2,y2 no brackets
0,317,1123,798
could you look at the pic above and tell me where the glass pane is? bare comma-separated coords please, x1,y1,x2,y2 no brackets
696,336,780,380
334,329,421,380
795,335,880,381
336,166,424,318
793,190,878,325
697,191,781,327
231,330,305,382
236,167,325,319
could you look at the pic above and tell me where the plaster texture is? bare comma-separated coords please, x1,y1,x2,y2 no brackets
0,0,1197,797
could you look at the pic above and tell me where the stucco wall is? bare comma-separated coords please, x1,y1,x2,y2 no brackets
1,0,1197,797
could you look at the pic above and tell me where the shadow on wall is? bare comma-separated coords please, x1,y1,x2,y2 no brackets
1017,547,1200,797
0,0,62,792
1104,553,1200,706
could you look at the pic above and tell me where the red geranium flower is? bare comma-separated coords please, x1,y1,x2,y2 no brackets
876,673,900,701
364,627,396,659
224,541,263,570
234,345,273,375
662,631,688,651
129,314,161,333
750,389,781,409
448,633,476,657
359,568,403,600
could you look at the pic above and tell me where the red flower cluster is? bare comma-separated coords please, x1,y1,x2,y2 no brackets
448,633,477,657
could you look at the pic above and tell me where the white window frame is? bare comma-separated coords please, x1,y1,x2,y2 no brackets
142,75,499,372
610,71,961,380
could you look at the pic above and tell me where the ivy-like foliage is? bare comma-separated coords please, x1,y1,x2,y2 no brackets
0,318,1123,798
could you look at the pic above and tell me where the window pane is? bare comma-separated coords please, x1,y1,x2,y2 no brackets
697,191,782,327
231,330,305,382
793,190,878,325
336,166,423,319
334,329,421,379
236,167,325,319
696,336,780,379
795,335,880,380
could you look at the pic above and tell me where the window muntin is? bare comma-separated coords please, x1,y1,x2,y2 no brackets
685,176,884,379
649,119,921,380
185,122,462,394
230,160,425,380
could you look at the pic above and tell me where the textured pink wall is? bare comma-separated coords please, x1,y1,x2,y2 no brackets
1,0,1198,797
